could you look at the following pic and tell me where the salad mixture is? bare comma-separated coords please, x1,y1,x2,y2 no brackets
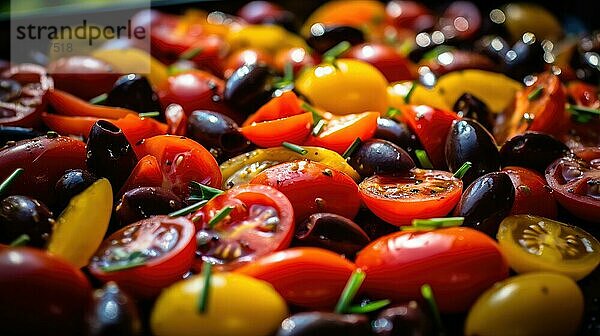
1,1,600,335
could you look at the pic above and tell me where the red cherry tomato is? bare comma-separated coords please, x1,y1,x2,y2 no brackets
243,90,303,126
250,160,361,222
344,43,416,82
502,166,558,219
119,154,163,195
567,81,599,108
223,49,275,79
356,227,509,313
47,56,121,100
237,1,286,23
88,216,196,298
385,0,435,31
236,247,357,309
359,170,463,226
240,112,313,148
274,47,318,76
437,1,482,40
191,184,294,271
304,111,379,154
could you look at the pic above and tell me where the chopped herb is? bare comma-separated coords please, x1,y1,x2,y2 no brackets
282,142,308,155
422,45,456,61
404,81,416,103
189,181,223,201
568,104,600,116
89,93,108,105
168,200,208,218
138,111,160,118
9,234,30,247
197,261,213,313
342,138,362,159
100,251,147,272
527,86,544,101
335,268,366,314
273,62,295,89
180,47,203,60
323,41,351,64
402,217,464,230
347,299,391,314
452,161,472,179
386,107,402,118
46,131,59,138
415,150,433,169
421,284,444,335
312,119,327,136
0,168,24,196
208,206,234,229
302,102,323,125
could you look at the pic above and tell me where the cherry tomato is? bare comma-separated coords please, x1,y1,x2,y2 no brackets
502,166,558,218
236,247,357,309
47,56,121,100
437,1,482,40
385,1,434,31
356,227,509,312
223,48,275,79
567,81,600,108
304,111,379,154
359,170,463,226
250,160,361,222
274,47,318,75
89,216,196,298
344,43,415,82
243,90,303,126
191,185,294,271
240,112,313,148
545,147,600,222
133,135,222,197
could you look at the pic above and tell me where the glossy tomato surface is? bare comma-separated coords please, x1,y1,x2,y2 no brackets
344,43,415,82
304,111,379,154
503,166,557,218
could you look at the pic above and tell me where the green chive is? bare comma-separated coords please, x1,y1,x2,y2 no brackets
347,299,391,314
208,206,234,229
312,119,327,136
0,168,24,196
323,41,351,63
189,181,223,201
386,107,402,118
9,234,30,247
138,111,160,118
452,161,472,179
403,217,464,231
415,150,433,169
528,86,544,101
342,138,362,159
282,62,294,83
100,252,147,272
302,102,323,125
404,81,416,103
422,45,456,61
567,104,600,116
421,284,444,334
168,200,208,218
180,47,203,60
89,93,108,105
334,268,366,314
282,142,308,155
198,261,213,313
46,131,59,138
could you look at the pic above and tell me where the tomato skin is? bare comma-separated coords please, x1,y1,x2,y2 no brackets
502,166,558,219
567,81,599,108
89,216,196,299
240,112,313,148
223,48,275,79
243,90,303,126
356,227,509,313
236,247,357,309
274,47,318,76
119,154,164,195
344,43,416,82
304,111,379,154
250,160,361,222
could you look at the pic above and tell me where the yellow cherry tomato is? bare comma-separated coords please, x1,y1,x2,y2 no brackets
465,272,583,336
296,59,388,115
226,24,307,55
387,81,452,111
91,48,169,88
151,272,288,336
497,215,600,280
47,178,112,267
502,3,562,42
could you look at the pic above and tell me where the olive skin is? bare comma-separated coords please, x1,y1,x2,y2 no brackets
55,169,98,212
445,118,501,186
106,74,162,115
474,35,510,64
0,195,54,247
86,120,138,192
224,63,275,115
0,126,40,146
348,139,415,178
186,110,251,162
276,312,370,336
0,79,22,102
454,172,515,237
116,187,183,225
375,117,423,163
86,282,142,336
372,301,434,336
306,24,365,54
503,33,547,80
294,213,371,257
452,93,494,132
499,131,570,174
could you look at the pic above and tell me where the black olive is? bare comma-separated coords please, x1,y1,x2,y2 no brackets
348,139,415,178
503,33,548,80
353,207,399,241
454,171,515,237
86,120,138,192
105,74,162,115
0,79,21,102
224,63,275,115
474,35,510,64
55,169,98,212
262,11,298,33
187,110,251,162
375,117,424,164
306,24,365,54
445,118,501,186
372,301,434,336
294,213,370,258
499,131,570,173
452,93,494,132
0,126,41,146
0,195,54,247
570,32,600,84
276,312,370,336
116,187,183,225
86,282,142,336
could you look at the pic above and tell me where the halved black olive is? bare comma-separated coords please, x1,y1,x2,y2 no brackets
106,74,162,115
86,282,142,336
499,131,570,173
0,195,54,247
452,93,494,132
224,63,275,115
116,187,183,225
375,117,424,164
54,169,98,212
276,312,370,336
454,171,515,237
372,301,434,336
0,126,40,146
348,139,415,178
294,213,370,257
306,24,365,54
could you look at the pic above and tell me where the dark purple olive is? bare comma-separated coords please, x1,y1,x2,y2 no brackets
452,93,493,132
503,33,549,80
116,187,183,225
276,312,370,336
353,207,399,241
294,213,370,257
0,195,54,247
0,126,40,146
348,139,415,178
474,35,510,64
570,32,600,84
499,131,570,173
306,24,365,54
55,169,98,211
106,74,162,115
375,118,424,164
86,282,141,336
86,120,137,192
445,118,500,186
454,171,515,237
224,63,275,115
187,110,251,162
372,301,434,336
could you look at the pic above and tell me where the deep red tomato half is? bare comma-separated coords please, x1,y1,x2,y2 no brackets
502,166,557,219
304,111,379,154
236,247,357,309
119,154,163,196
240,112,313,148
250,160,361,222
545,147,600,222
191,184,294,271
89,216,196,298
356,227,509,313
344,43,415,82
359,170,463,226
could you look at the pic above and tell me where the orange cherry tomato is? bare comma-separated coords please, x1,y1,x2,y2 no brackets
243,90,303,126
304,111,379,154
240,112,313,148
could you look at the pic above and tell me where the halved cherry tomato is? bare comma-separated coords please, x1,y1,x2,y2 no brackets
344,43,416,82
236,247,357,309
304,111,379,154
119,155,163,195
47,89,132,120
397,105,460,169
545,147,600,222
359,170,463,226
89,216,196,298
191,185,294,271
356,227,509,313
567,81,599,108
250,160,361,222
240,112,313,148
133,135,221,197
503,166,558,219
243,90,303,126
